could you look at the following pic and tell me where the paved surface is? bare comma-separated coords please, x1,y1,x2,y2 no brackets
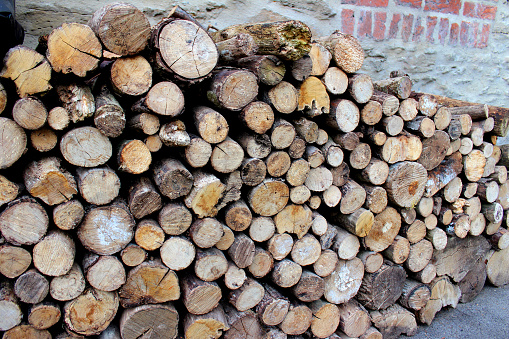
411,284,509,339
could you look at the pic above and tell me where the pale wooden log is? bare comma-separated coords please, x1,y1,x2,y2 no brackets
134,219,164,251
373,76,412,99
438,207,454,225
467,124,484,146
84,254,126,292
331,226,360,260
194,248,228,282
405,239,433,273
120,303,178,339
358,251,384,274
110,55,152,96
145,135,162,152
371,90,399,116
228,233,255,269
334,131,360,151
297,76,330,117
77,166,120,206
278,302,312,336
33,230,74,277
409,92,439,117
324,257,364,304
248,247,274,278
28,302,61,330
249,216,276,243
487,246,509,286
153,158,193,200
489,166,507,184
322,66,348,95
309,300,340,338
47,23,101,76
497,182,509,210
78,201,134,255
411,263,437,284
382,235,410,264
348,73,373,104
359,205,401,251
266,151,292,177
458,257,487,303
158,202,193,235
290,234,321,265
375,136,405,164
127,113,159,136
334,179,366,214
424,213,438,230
425,227,447,250
305,146,325,168
56,83,95,123
321,139,344,167
308,196,321,210
451,114,472,135
184,305,228,339
290,185,311,205
1,46,52,97
397,98,418,122
0,280,22,331
0,175,19,208
317,31,364,73
417,276,461,325
308,42,331,76
271,119,296,149
405,116,435,138
271,259,302,288
3,325,51,339
160,236,195,271
424,152,463,197
135,82,185,118
486,220,502,236
264,81,299,115
311,212,328,236
469,213,486,236
433,106,452,130
333,300,369,338
400,208,417,225
322,185,342,207
327,99,360,133
331,162,350,187
274,204,313,238
24,157,77,206
441,176,462,203
216,33,258,63
158,120,190,147
92,85,125,138
127,177,162,220
459,137,474,155
349,142,371,170
370,304,417,339
60,127,112,167
488,228,509,250
248,179,289,217
357,159,389,186
49,263,86,301
224,262,246,290
208,68,258,111
0,245,31,279
119,260,179,308
193,106,229,144
315,129,328,146
11,97,47,130
480,142,494,159
483,202,504,224
223,306,264,339
476,178,500,203
238,101,275,135
359,327,383,339
313,249,339,278
14,269,49,304
29,128,57,153
0,196,48,246
228,277,264,312
47,107,69,131
333,207,374,238
185,171,225,218
360,100,383,126
398,280,431,311
190,217,224,249
89,3,150,55
361,185,386,214
462,182,478,199
400,219,426,244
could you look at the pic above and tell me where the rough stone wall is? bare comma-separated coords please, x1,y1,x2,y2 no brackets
16,0,509,110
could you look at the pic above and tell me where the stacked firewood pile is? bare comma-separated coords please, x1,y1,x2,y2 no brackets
1,3,509,338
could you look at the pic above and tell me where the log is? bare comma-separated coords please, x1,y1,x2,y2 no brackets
384,161,427,208
189,218,224,249
28,302,61,330
308,42,331,76
216,33,258,63
266,151,291,177
278,302,312,335
213,20,312,61
398,280,431,311
134,219,164,251
208,68,258,111
223,306,263,339
357,262,407,310
249,216,275,243
348,73,373,104
160,236,195,271
121,244,147,267
0,118,26,170
323,257,364,304
317,31,364,73
398,98,418,121
158,202,193,235
426,227,448,250
228,233,255,269
127,113,159,136
370,304,417,339
94,85,125,138
322,66,348,95
239,101,275,135
400,219,426,244
373,76,412,99
128,177,162,219
248,179,289,217
335,299,371,337
417,130,450,171
382,115,404,136
357,251,384,274
487,246,509,287
334,131,360,151
119,260,179,308
84,254,126,292
291,270,324,302
3,325,51,339
33,230,74,277
117,139,152,174
12,96,47,130
48,107,70,131
458,257,487,303
14,269,49,304
297,76,330,117
184,305,228,339
56,83,95,123
229,277,264,311
382,235,410,265
49,263,86,301
111,55,153,96
309,300,340,338
153,158,193,200
349,142,371,170
476,178,500,203
46,23,101,76
361,100,383,126
60,127,112,167
184,172,225,218
337,179,366,214
0,196,49,246
30,128,58,152
224,262,246,290
0,245,31,279
24,157,77,206
405,239,433,273
417,276,461,325
120,304,179,339
327,99,360,133
182,276,220,315
77,167,120,206
0,280,22,331
314,249,339,278
371,90,399,116
248,247,274,278
152,18,218,80
424,151,463,197
271,259,302,288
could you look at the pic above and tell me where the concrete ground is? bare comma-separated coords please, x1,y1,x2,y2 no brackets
411,284,509,339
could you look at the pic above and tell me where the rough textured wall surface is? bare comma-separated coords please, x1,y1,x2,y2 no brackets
16,0,509,110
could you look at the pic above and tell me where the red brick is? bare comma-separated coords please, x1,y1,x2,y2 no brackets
342,9,355,35
389,13,401,39
426,16,437,42
463,2,497,20
449,22,459,46
438,18,449,45
476,24,490,48
358,10,373,39
395,0,422,8
412,17,425,42
460,21,479,48
341,0,389,7
402,14,414,42
424,0,461,14
374,12,387,40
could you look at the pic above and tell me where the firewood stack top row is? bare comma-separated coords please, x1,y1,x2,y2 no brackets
0,2,508,339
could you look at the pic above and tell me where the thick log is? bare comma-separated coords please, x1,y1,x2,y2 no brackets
324,257,364,304
208,68,258,111
249,216,275,243
458,258,487,303
12,96,47,130
49,263,86,301
158,202,193,236
291,270,324,302
348,73,373,104
110,55,152,96
14,269,49,304
297,76,330,117
128,177,162,220
278,302,312,335
266,233,291,260
60,127,112,167
384,161,427,208
33,230,74,277
426,227,448,250
0,118,26,170
28,302,61,330
84,254,126,292
361,100,383,126
417,130,450,171
159,236,195,271
309,300,340,338
398,280,431,311
373,76,412,99
487,246,509,287
370,304,417,339
77,167,120,206
317,31,364,73
248,179,289,217
120,303,179,339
